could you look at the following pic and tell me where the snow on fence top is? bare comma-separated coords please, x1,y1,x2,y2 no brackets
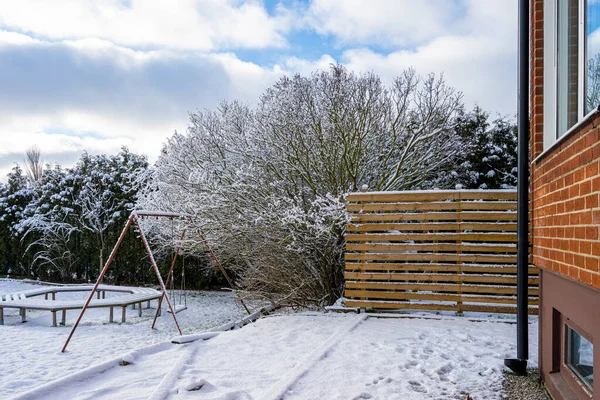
346,189,518,203
344,189,538,315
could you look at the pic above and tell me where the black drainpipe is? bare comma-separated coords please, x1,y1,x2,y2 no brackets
504,0,529,376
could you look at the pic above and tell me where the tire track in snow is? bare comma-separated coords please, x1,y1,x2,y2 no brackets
12,340,175,400
262,313,368,400
148,341,203,400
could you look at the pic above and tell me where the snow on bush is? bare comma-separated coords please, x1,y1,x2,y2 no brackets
138,65,463,307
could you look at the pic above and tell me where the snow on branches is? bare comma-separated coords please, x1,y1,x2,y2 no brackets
9,148,148,281
138,65,463,307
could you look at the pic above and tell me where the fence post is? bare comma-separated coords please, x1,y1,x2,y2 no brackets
456,187,463,315
359,186,368,304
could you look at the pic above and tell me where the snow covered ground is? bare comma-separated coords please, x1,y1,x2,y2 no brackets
0,279,253,398
1,279,538,400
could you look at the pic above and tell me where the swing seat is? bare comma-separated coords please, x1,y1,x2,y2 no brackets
167,304,188,314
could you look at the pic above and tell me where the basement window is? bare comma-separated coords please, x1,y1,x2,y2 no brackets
565,324,594,392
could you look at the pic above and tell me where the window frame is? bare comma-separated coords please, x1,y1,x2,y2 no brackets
561,317,594,397
543,0,598,150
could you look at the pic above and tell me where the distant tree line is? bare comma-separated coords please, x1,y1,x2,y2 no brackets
0,66,517,299
0,148,225,288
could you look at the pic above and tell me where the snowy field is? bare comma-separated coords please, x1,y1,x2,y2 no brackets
0,279,538,400
0,278,253,398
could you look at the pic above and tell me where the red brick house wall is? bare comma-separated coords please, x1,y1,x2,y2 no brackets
531,122,600,287
530,5,600,290
530,1,600,398
530,0,544,158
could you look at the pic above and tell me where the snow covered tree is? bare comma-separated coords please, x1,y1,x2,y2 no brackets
139,65,464,307
15,148,148,282
24,146,43,185
17,164,78,280
0,165,35,276
74,149,148,275
432,106,518,189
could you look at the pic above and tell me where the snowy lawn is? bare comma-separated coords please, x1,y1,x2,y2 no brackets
6,298,539,400
0,279,253,398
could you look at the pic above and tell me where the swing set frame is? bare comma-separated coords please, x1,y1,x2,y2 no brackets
61,210,248,353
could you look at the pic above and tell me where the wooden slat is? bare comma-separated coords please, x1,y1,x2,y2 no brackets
345,300,537,314
344,272,539,285
345,300,459,311
346,190,517,203
347,192,461,203
461,304,538,314
345,253,519,263
351,212,517,222
344,290,539,306
344,281,540,296
345,233,518,242
346,201,518,212
344,263,538,274
458,191,518,200
346,243,517,253
346,222,518,232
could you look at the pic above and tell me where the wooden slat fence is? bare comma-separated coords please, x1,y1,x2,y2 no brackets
344,190,538,314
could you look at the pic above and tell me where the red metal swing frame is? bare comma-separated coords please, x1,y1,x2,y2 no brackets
61,210,244,352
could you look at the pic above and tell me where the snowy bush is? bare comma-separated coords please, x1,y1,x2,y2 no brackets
139,65,463,307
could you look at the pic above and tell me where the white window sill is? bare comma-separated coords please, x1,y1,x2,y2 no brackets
534,108,600,165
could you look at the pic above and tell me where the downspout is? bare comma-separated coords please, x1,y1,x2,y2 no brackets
505,0,529,376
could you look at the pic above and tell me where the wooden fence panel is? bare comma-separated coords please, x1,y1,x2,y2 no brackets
344,189,537,314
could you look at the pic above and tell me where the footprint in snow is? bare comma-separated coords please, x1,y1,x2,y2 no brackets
182,379,254,400
352,392,373,399
373,376,387,385
436,363,454,381
395,345,407,354
408,380,427,393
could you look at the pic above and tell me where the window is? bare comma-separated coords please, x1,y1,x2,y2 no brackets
557,0,579,134
586,2,600,114
544,0,600,148
565,324,594,392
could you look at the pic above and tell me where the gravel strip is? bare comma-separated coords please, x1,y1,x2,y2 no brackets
502,369,550,400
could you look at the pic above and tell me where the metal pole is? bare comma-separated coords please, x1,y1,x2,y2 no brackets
151,230,186,329
516,0,530,363
505,0,529,376
193,219,251,315
135,219,183,335
61,214,134,352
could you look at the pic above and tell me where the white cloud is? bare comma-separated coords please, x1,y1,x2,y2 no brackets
339,35,517,116
282,54,337,76
0,0,291,50
0,33,284,179
288,0,518,116
0,111,169,178
304,0,462,48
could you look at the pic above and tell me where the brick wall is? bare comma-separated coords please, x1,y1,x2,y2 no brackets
530,0,600,290
530,0,544,158
531,121,600,288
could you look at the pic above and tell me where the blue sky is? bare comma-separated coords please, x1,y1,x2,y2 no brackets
0,0,518,178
